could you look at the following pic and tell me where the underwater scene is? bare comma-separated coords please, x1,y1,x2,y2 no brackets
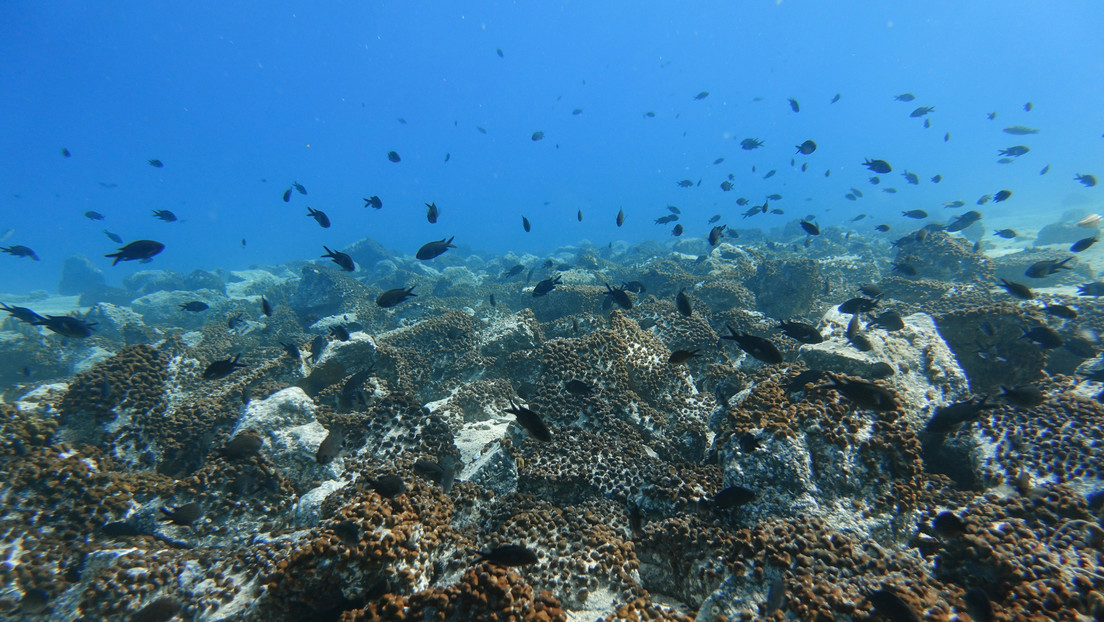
3,2,1104,620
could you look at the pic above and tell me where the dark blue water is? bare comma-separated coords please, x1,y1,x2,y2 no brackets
2,1,1102,294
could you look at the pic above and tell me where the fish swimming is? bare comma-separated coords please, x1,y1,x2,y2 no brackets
363,195,383,209
105,240,164,265
307,207,331,228
377,286,416,308
203,354,246,380
722,325,784,364
532,275,561,297
322,246,355,271
387,151,401,162
1,245,39,260
505,402,552,441
426,202,439,223
863,158,892,173
475,544,539,567
777,320,823,344
34,315,96,338
1024,257,1072,278
416,237,456,260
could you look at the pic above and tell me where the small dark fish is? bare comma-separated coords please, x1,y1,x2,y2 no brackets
882,188,897,194
712,484,756,509
816,376,898,411
572,108,582,115
902,170,919,185
925,396,996,436
322,246,355,271
1078,282,1104,296
722,325,783,364
799,220,819,235
945,210,982,232
426,202,439,223
994,228,1017,239
316,428,343,464
34,314,96,338
604,283,632,310
863,158,892,173
993,189,1012,202
868,362,895,379
293,181,307,195
868,310,904,331
496,47,504,57
762,169,776,179
1043,303,1077,319
621,280,646,293
387,150,401,162
902,210,928,219
713,157,725,165
740,138,764,150
505,402,552,442
307,207,331,228
204,354,246,380
643,111,655,118
220,432,264,459
476,125,487,133
283,188,292,202
693,91,709,100
489,294,496,307
522,216,531,232
147,158,164,168
777,320,823,344
892,261,917,276
671,224,684,236
413,459,445,484
1071,237,1098,252
795,139,816,155
377,286,416,308
1022,326,1062,349
476,544,538,567
179,301,208,312
787,369,828,392
999,145,1030,157
131,597,183,622
227,312,244,330
999,278,1034,300
416,236,456,260
308,335,326,363
84,210,105,220
708,225,726,246
103,229,123,243
963,588,995,622
787,98,800,112
838,297,878,314
500,264,526,279
1000,385,1044,408
369,474,406,498
261,296,273,316
831,93,841,103
1025,257,1072,278
858,284,882,298
847,314,873,351
616,208,625,227
1,302,43,325
577,209,583,222
910,105,935,117
280,341,301,359
720,180,734,191
875,224,890,232
1024,101,1033,111
532,275,561,297
159,502,202,526
151,209,177,222
444,152,450,162
1075,173,1098,187
668,349,699,364
531,131,544,141
363,195,383,209
330,325,350,341
868,588,920,622
676,289,692,317
61,147,71,158
1004,125,1039,135
764,576,786,615
894,93,916,102
565,379,591,395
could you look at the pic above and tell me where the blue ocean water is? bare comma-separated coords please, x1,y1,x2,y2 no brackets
2,1,1102,295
